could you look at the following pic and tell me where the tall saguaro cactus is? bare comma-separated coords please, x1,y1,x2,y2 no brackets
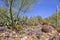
56,5,58,27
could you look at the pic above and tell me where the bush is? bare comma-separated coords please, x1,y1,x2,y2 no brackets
16,25,23,30
57,28,60,32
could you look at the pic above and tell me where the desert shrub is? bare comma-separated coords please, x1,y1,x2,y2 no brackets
57,28,60,32
16,25,23,30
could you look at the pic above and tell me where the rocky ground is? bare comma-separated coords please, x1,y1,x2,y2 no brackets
0,24,60,40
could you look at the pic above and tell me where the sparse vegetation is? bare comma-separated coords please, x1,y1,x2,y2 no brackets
0,0,60,40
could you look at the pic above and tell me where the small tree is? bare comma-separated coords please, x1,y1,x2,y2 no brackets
0,0,39,30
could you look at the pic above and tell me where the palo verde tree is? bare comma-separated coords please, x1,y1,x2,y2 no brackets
0,0,39,29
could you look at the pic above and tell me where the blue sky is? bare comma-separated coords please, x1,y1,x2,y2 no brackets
0,0,60,18
25,0,60,18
